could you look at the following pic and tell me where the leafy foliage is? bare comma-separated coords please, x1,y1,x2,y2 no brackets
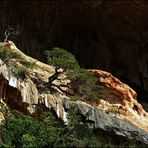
44,47,80,70
0,47,37,69
20,134,37,148
19,60,36,69
69,95,77,101
0,110,102,148
1,109,146,147
69,68,108,100
0,47,36,79
12,67,28,79
0,47,21,62
45,47,107,100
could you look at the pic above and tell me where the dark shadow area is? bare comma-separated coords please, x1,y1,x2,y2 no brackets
5,85,30,115
94,128,147,147
0,1,148,106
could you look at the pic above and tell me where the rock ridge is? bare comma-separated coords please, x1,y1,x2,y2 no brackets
0,41,147,144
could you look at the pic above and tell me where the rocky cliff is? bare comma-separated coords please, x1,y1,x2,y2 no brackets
0,1,148,103
0,41,148,145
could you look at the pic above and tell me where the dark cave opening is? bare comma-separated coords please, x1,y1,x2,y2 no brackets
45,20,148,107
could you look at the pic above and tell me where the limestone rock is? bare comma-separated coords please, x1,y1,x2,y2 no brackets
0,41,67,119
0,41,147,144
64,100,148,145
90,69,148,132
0,112,4,124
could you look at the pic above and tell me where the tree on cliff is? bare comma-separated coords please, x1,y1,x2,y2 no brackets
44,47,107,100
4,25,18,42
44,47,80,70
44,47,80,84
68,68,107,100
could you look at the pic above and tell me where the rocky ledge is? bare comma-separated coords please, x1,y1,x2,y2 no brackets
0,41,148,145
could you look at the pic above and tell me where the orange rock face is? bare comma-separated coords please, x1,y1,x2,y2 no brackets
90,69,148,131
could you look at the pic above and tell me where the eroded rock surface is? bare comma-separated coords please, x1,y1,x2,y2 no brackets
0,41,147,144
64,100,148,145
90,69,148,131
0,41,67,119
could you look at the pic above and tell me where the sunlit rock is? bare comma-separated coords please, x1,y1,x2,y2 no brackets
0,41,147,144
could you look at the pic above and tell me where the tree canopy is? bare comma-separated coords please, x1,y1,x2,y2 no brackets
0,110,102,147
44,47,80,71
44,47,108,100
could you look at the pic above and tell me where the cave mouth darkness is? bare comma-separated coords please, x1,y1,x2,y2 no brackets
46,20,148,107
0,1,148,108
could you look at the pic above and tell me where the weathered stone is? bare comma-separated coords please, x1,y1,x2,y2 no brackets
64,100,148,144
0,99,6,124
0,41,67,119
89,69,148,131
0,41,147,145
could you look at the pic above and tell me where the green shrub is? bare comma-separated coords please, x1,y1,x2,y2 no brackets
69,68,108,100
2,109,142,147
69,95,77,101
44,47,80,71
0,110,102,148
12,67,28,79
19,60,36,69
0,47,36,79
21,134,37,148
0,47,21,62
45,47,108,100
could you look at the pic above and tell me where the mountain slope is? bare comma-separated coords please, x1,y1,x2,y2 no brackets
0,41,148,146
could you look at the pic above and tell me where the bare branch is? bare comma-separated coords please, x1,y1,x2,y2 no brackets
4,25,19,42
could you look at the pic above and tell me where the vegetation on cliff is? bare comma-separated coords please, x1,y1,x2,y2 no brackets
0,44,147,147
0,47,36,79
44,47,80,71
1,109,145,148
0,110,103,148
45,47,107,100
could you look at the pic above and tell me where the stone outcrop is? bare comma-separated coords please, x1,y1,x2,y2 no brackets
0,1,148,101
89,70,148,132
0,41,148,144
64,100,148,145
0,41,67,120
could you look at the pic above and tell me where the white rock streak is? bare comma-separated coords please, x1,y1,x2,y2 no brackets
9,75,17,88
63,107,68,124
56,101,60,117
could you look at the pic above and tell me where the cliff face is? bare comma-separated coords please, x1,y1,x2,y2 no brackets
0,42,148,145
0,1,148,101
